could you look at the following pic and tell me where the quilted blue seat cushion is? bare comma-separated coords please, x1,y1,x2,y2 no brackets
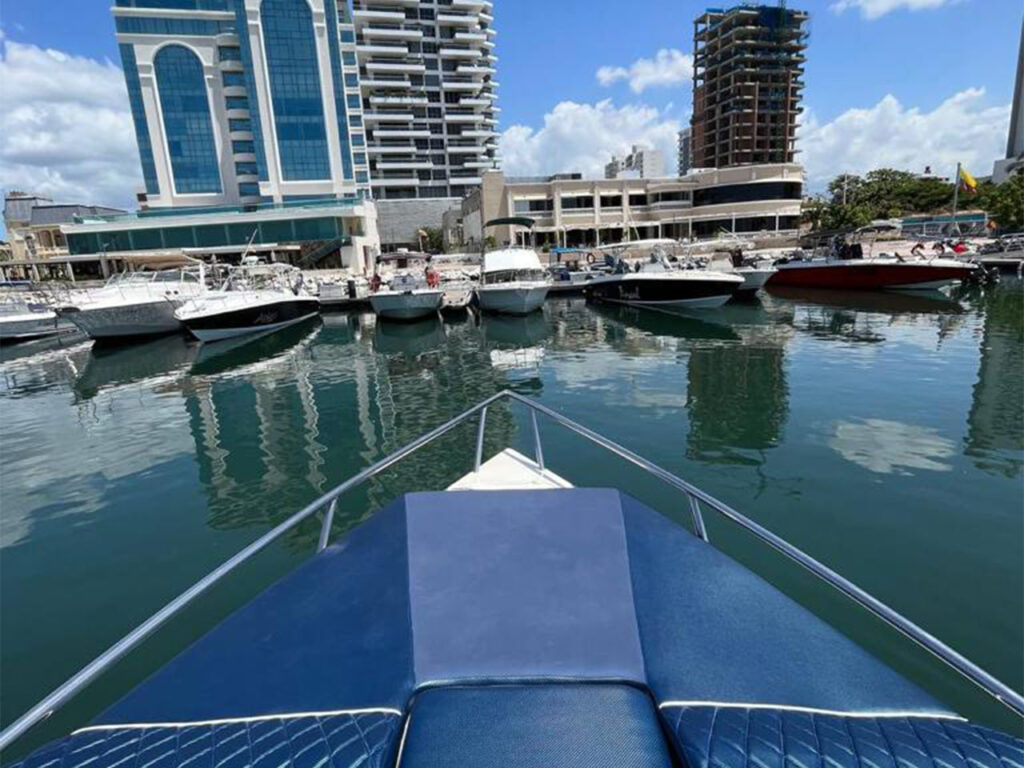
399,684,673,768
662,705,1024,768
6,711,402,768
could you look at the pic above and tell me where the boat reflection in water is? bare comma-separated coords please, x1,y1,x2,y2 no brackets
481,312,550,377
372,316,445,358
590,302,741,345
74,335,198,400
190,315,321,377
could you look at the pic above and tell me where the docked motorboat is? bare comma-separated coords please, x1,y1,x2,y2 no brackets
440,282,474,315
3,391,1021,767
0,296,74,343
708,249,777,295
369,273,443,321
175,265,319,342
586,252,743,310
768,248,978,291
477,248,549,314
55,268,206,340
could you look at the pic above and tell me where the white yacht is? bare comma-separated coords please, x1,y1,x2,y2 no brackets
174,265,319,342
369,274,443,321
477,249,550,315
56,268,205,340
586,252,743,310
0,296,73,343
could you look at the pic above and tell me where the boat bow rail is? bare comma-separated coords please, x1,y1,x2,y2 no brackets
1,391,1022,752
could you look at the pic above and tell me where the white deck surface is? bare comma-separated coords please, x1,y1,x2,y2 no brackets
448,448,573,491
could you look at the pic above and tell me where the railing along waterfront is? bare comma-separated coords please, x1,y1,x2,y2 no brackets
1,390,1021,752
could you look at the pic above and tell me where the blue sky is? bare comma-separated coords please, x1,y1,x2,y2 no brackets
0,0,1019,225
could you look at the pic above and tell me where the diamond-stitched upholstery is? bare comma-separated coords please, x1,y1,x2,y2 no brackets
7,712,401,768
661,706,1024,768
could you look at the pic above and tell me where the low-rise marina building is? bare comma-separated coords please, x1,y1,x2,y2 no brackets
449,164,804,250
59,197,381,277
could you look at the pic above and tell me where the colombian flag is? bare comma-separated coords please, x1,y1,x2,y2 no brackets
959,166,978,194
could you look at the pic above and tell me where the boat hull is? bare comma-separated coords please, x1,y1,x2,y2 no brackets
0,312,73,342
477,285,549,315
586,273,741,310
369,290,442,321
767,260,975,291
735,268,776,293
58,300,183,339
182,299,320,342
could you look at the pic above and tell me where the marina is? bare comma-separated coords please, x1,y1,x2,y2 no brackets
0,280,1021,758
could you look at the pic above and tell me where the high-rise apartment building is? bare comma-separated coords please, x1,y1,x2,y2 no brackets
351,0,500,200
691,4,808,169
993,17,1024,183
113,0,370,209
604,145,664,179
677,128,691,175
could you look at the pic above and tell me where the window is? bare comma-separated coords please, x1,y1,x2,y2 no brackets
229,119,252,132
628,193,648,207
561,195,593,210
118,44,159,195
345,73,359,87
261,0,331,180
218,47,242,61
351,133,364,147
349,114,362,127
154,45,222,194
225,96,249,110
238,182,261,197
600,195,622,208
340,29,355,43
222,71,246,87
342,51,356,66
353,152,366,165
347,94,361,109
115,17,234,34
693,181,801,206
235,162,259,175
356,171,369,184
232,140,256,154
514,199,553,214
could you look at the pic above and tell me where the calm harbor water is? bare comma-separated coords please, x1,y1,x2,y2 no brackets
1,281,1022,750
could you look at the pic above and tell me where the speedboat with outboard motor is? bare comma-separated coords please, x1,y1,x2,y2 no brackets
55,268,206,340
586,251,743,310
0,295,74,343
768,242,977,291
708,248,777,294
3,392,1021,768
175,264,319,342
369,273,443,321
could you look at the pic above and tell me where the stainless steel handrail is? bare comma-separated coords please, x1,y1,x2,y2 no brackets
1,390,1020,753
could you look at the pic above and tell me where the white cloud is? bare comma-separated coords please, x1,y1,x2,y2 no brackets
499,99,681,178
830,0,959,19
596,49,693,94
0,38,142,211
799,88,1009,189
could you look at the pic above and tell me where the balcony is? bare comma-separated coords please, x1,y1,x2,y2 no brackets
361,111,415,123
455,31,486,42
441,80,480,91
352,9,405,23
357,43,409,56
371,176,420,186
446,145,486,154
376,160,433,170
368,145,418,154
360,26,423,40
370,94,428,105
460,129,497,138
444,113,480,123
222,85,248,98
438,12,478,26
360,78,412,89
440,47,482,59
366,61,426,74
373,128,431,138
456,64,494,76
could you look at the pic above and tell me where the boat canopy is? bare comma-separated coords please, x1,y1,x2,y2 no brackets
485,216,535,229
482,247,543,273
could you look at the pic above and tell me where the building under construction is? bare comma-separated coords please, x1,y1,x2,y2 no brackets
691,4,809,169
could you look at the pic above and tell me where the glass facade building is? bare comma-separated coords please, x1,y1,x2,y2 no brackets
114,0,370,209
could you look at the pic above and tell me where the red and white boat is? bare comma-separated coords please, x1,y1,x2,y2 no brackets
766,255,977,291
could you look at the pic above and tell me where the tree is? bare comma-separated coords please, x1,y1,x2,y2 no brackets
419,227,444,253
985,170,1024,232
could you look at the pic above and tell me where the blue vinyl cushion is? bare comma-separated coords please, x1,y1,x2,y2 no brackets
8,712,401,768
662,706,1024,768
399,684,673,768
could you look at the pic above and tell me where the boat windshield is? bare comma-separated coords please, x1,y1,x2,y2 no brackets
482,268,546,286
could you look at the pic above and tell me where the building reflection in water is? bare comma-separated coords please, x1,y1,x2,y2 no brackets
965,282,1023,477
179,311,516,549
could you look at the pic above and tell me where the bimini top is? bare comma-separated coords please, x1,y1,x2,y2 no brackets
9,485,1022,768
482,247,544,273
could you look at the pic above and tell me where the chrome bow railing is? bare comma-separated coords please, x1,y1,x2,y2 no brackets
1,390,1021,752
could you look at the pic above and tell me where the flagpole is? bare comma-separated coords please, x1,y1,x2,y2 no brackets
951,162,961,237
